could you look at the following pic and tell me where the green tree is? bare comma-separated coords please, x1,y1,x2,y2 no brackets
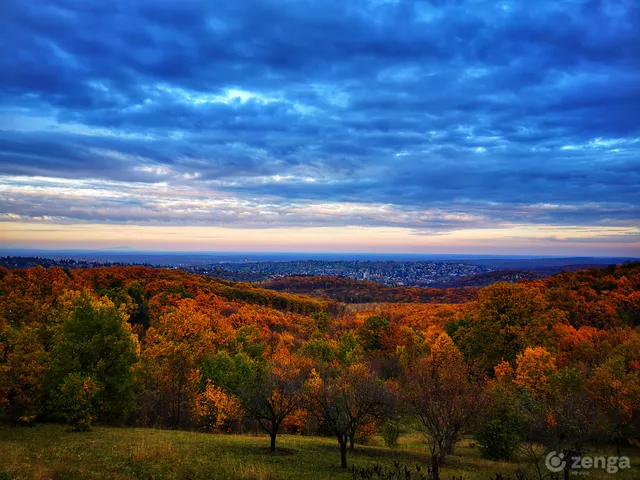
474,386,524,460
51,373,101,431
358,316,389,352
199,350,255,395
46,293,139,427
451,283,559,371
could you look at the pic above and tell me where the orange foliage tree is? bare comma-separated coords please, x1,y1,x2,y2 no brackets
401,333,484,480
236,346,311,451
307,363,392,468
140,298,232,427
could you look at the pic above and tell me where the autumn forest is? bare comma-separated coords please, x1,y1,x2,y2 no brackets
1,263,639,479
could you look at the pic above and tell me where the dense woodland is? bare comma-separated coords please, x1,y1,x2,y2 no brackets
1,262,639,478
262,275,479,303
429,270,546,288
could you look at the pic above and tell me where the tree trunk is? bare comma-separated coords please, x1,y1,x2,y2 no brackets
349,432,355,451
564,449,576,480
431,455,439,480
269,419,278,451
339,436,348,469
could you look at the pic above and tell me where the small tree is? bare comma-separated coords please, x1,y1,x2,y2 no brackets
381,419,402,448
401,333,483,480
307,363,392,468
0,324,48,424
237,350,310,451
52,373,100,431
548,368,610,455
191,379,242,432
474,385,524,460
516,367,611,480
588,353,640,453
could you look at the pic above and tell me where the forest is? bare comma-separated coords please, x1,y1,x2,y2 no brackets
1,262,639,479
261,275,479,303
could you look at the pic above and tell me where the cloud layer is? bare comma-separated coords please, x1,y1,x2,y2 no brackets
1,0,639,251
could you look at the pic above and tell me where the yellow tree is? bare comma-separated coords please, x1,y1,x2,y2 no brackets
0,323,48,424
190,375,242,432
141,299,229,427
515,347,557,397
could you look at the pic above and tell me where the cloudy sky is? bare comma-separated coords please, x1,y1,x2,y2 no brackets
1,0,639,255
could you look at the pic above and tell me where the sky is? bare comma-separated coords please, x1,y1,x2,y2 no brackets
0,0,639,256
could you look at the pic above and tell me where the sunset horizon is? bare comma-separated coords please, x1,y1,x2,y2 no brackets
1,1,639,257
2,222,639,257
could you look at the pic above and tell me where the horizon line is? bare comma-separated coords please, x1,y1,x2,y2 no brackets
0,247,637,260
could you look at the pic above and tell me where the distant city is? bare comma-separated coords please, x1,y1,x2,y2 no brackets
1,251,636,288
186,260,491,286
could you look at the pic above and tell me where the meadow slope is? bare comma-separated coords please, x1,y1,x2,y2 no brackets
1,425,639,480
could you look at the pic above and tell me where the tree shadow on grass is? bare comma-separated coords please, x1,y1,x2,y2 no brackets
263,447,297,456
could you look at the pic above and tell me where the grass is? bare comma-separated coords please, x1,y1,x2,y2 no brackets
0,425,638,480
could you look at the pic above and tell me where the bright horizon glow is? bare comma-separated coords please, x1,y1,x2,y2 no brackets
2,222,639,257
1,1,639,256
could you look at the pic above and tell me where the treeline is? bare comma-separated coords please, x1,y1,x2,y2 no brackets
262,275,479,303
1,263,639,478
429,269,546,288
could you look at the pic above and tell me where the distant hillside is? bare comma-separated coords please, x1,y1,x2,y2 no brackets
0,265,335,322
464,257,637,272
431,269,546,288
260,275,478,304
528,263,620,275
261,262,640,312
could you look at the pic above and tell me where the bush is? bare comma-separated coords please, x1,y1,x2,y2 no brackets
355,421,377,445
381,420,401,448
52,373,101,431
474,391,523,460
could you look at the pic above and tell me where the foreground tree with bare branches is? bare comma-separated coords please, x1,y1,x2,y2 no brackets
239,348,311,451
401,333,484,480
307,363,393,468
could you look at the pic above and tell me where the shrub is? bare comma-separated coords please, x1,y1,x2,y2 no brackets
52,373,101,431
381,420,401,448
355,420,377,445
474,390,523,460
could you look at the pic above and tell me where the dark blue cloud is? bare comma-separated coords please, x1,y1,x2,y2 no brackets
0,0,638,232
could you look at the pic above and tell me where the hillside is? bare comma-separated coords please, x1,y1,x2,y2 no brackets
260,275,478,303
430,270,546,288
2,425,639,480
1,262,639,477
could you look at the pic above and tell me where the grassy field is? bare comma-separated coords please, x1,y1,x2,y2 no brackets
0,425,638,480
